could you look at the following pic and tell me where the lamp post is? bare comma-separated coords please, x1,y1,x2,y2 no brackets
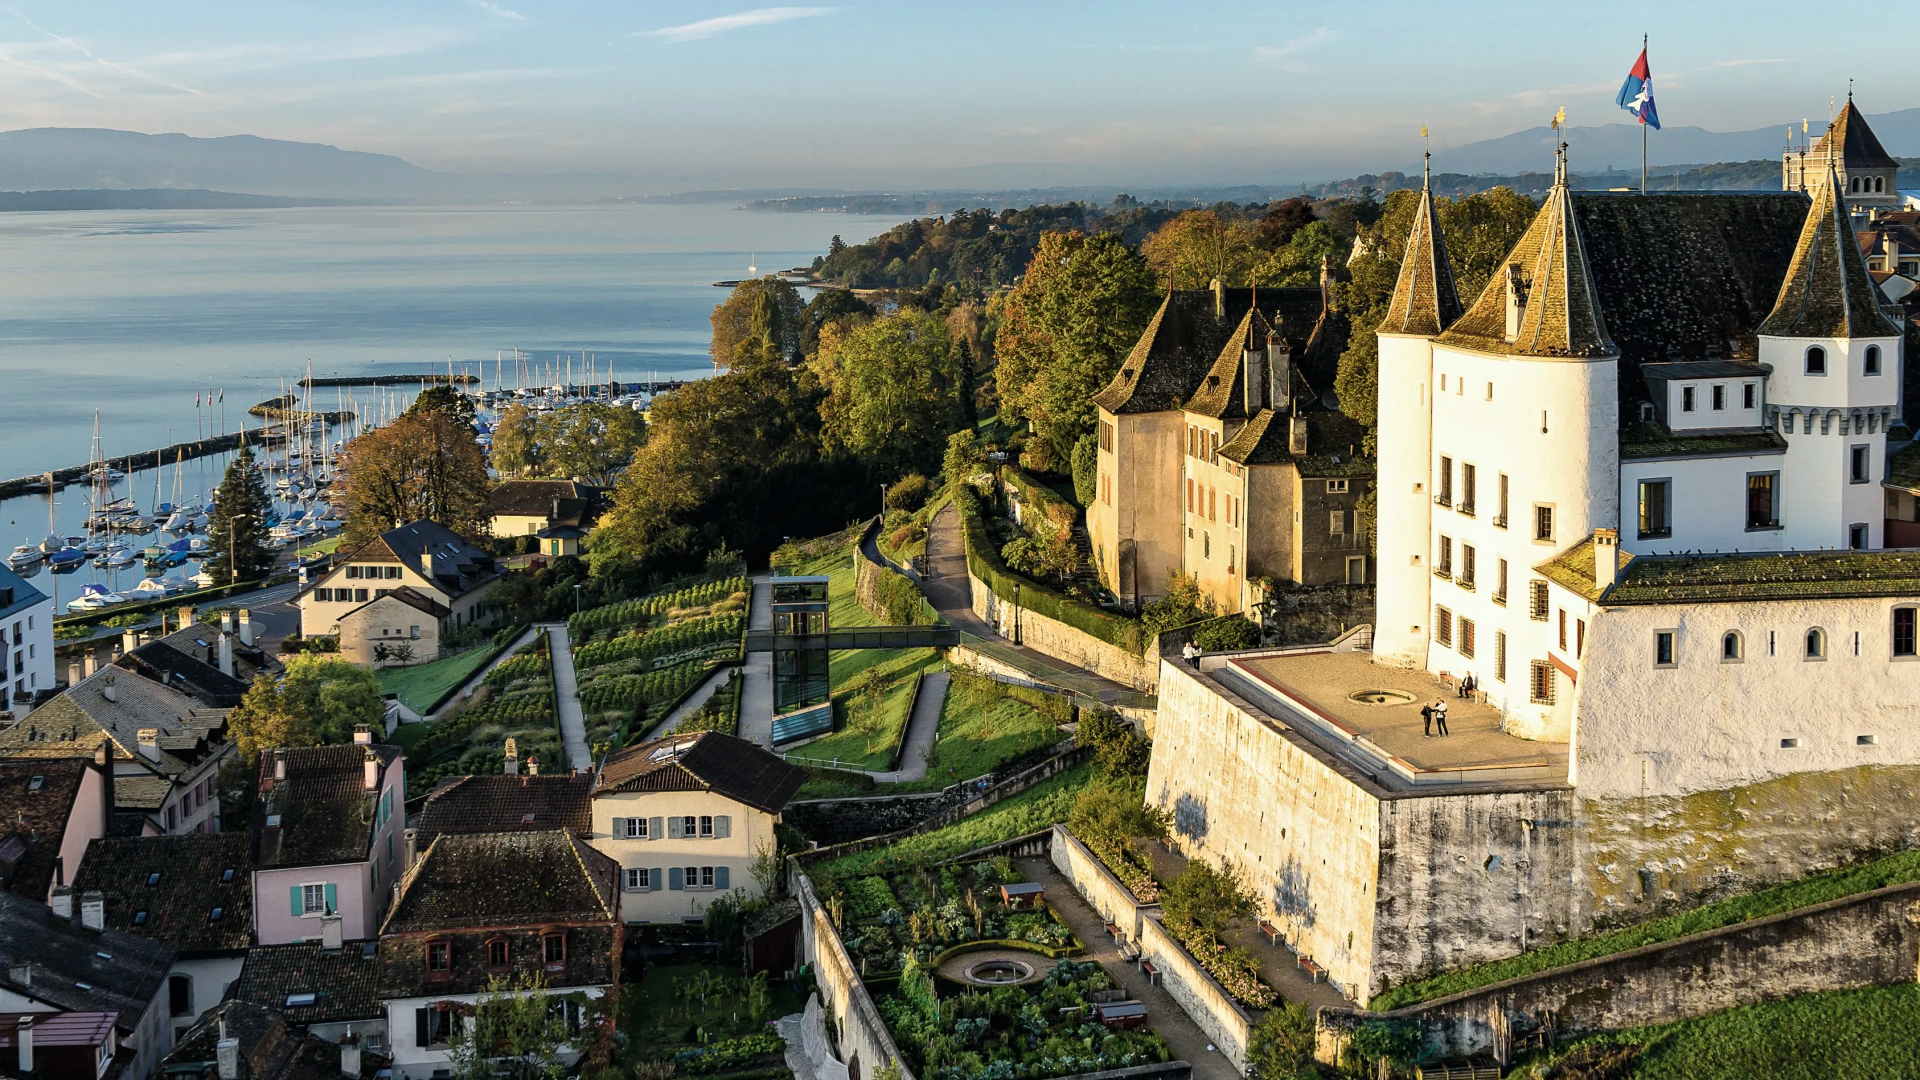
574,584,582,614
1012,580,1021,646
228,513,251,589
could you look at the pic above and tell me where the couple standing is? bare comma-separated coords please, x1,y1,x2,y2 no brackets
1421,699,1449,737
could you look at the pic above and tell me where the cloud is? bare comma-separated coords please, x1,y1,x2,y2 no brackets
4,9,207,96
642,7,836,44
1255,27,1336,62
467,0,526,20
1709,58,1787,68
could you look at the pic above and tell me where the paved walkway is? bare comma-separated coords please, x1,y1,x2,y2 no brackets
1015,856,1238,1080
871,669,947,782
544,623,592,770
426,625,541,721
737,574,774,746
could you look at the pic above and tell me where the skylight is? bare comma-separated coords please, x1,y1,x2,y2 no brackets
285,993,318,1008
132,911,148,926
520,812,537,824
221,869,235,883
95,951,111,961
146,872,160,887
209,907,224,922
75,982,92,992
27,776,43,791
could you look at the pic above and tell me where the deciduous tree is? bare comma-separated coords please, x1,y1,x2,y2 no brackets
1142,210,1260,290
338,408,491,544
533,402,647,486
710,277,804,368
815,308,966,481
228,655,385,760
489,403,540,477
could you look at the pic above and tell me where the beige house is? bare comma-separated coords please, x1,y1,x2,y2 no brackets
589,732,806,924
298,520,505,663
487,480,598,541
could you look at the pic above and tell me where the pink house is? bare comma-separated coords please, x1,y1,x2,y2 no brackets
251,731,406,945
0,747,112,904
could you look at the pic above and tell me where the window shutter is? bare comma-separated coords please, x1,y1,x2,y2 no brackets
715,865,730,890
714,815,731,839
611,817,626,838
649,817,663,841
668,867,684,890
667,817,683,839
324,883,337,914
290,886,303,916
649,867,662,891
415,1008,429,1048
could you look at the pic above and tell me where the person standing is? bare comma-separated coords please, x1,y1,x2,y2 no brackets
1421,701,1434,737
1183,641,1199,668
1434,698,1450,737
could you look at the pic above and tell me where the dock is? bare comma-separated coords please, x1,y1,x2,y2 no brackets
0,427,298,501
299,374,480,388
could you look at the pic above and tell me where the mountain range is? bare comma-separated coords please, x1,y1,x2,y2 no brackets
1430,108,1920,177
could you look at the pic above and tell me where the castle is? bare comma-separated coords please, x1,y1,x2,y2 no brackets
1133,102,1920,1004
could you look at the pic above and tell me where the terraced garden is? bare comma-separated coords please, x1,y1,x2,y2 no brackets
566,576,749,753
404,635,559,797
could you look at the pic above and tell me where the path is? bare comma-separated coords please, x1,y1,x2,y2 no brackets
1015,856,1238,1080
544,623,592,771
639,663,734,742
426,624,540,721
870,669,947,782
1145,845,1348,1012
737,573,774,746
922,501,1133,706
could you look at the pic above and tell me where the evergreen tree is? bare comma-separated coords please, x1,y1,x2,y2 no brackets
205,444,273,586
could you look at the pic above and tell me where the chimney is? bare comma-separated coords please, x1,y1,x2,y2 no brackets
220,611,234,635
238,609,254,647
1504,263,1526,342
178,606,194,629
527,755,539,777
80,890,105,931
1593,529,1620,591
421,546,435,580
503,736,519,776
1885,232,1900,270
66,661,80,687
1289,414,1309,457
122,629,137,655
363,748,379,791
84,651,98,678
321,913,344,951
1210,276,1224,318
353,725,373,745
17,1016,32,1075
100,674,115,701
274,752,287,781
1319,254,1334,312
403,828,418,869
50,887,71,920
216,1034,240,1080
1269,339,1293,414
1241,347,1265,413
339,1033,361,1078
218,633,235,679
137,728,160,763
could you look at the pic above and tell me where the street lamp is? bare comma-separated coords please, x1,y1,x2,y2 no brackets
574,584,582,614
228,513,251,589
1012,580,1021,646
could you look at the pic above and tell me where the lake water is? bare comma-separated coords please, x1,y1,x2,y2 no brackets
0,201,901,570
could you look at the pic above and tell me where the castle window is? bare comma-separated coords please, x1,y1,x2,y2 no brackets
1654,630,1677,668
1460,464,1476,515
1893,607,1916,658
1099,420,1113,452
1460,544,1475,589
1712,385,1726,411
486,937,509,970
1722,631,1743,662
1850,176,1860,192
1494,558,1508,605
1495,473,1509,528
1780,738,1800,749
1529,660,1554,704
1743,383,1756,409
1558,609,1567,651
1638,479,1672,539
1326,479,1349,494
1746,473,1780,530
1436,457,1453,507
1533,504,1554,543
1494,632,1506,682
1805,346,1827,375
1434,606,1453,648
1865,345,1882,376
1851,446,1870,484
1528,580,1549,621
1459,618,1476,659
1805,627,1827,661
1859,734,1880,746
1435,535,1452,578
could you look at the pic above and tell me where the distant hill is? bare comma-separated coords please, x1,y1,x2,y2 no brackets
1431,109,1920,176
0,187,353,211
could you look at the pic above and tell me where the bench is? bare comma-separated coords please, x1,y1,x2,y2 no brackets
1297,957,1326,984
1257,920,1282,946
1139,959,1160,986
1104,921,1121,940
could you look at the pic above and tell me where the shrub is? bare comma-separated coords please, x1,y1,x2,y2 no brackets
573,613,743,670
1076,707,1150,778
1192,615,1260,651
566,576,749,638
956,485,1144,655
885,473,931,513
1070,432,1097,507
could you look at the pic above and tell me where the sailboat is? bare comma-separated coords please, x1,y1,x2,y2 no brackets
748,253,758,276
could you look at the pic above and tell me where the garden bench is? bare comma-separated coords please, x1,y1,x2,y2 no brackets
1104,921,1121,940
1139,959,1160,986
1297,957,1326,983
1257,920,1282,946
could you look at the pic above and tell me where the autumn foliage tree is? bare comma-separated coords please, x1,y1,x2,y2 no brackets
338,407,491,544
1141,210,1261,290
814,308,968,481
227,655,386,761
709,276,804,368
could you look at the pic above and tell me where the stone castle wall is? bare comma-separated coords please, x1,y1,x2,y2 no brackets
971,566,1159,691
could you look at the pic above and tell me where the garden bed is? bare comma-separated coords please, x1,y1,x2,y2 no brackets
567,577,749,754
618,963,804,1080
813,762,1093,879
672,669,745,737
404,634,560,797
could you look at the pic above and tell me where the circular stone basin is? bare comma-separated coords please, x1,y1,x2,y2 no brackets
1347,688,1416,707
964,959,1035,985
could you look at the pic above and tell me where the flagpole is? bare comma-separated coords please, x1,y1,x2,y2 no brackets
1640,34,1648,195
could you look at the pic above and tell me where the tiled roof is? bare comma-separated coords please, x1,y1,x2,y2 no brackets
487,479,595,520
1640,360,1772,381
1887,441,1920,491
0,891,173,1034
1811,101,1900,170
231,943,384,1024
1534,536,1639,604
166,1001,388,1080
70,833,251,954
381,830,618,935
1216,409,1372,474
1091,287,1330,415
1617,421,1788,461
0,757,95,902
1758,160,1901,339
1547,545,1920,605
320,520,503,603
115,640,252,709
377,922,618,1000
113,775,172,811
596,731,807,812
341,586,449,621
1440,182,1612,359
1380,182,1463,336
1183,307,1265,420
0,668,229,780
414,774,594,845
254,744,400,870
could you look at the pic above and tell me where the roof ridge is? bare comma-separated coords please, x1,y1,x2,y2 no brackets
1380,182,1463,336
566,832,618,919
1758,159,1901,339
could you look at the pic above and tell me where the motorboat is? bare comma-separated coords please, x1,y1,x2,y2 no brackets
129,576,176,598
159,573,194,595
46,548,87,574
67,583,127,611
6,545,41,572
38,533,64,554
97,547,138,569
191,569,217,589
81,533,112,554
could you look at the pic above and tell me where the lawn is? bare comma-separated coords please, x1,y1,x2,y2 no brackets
296,536,343,557
915,670,1063,789
1372,848,1920,1011
813,761,1092,879
1528,983,1920,1079
385,721,433,753
797,647,940,770
378,645,499,714
789,542,880,630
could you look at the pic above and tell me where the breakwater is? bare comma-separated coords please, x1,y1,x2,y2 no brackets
0,427,294,500
299,374,479,388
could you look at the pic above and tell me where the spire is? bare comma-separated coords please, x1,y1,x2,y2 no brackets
1813,97,1898,169
1379,170,1463,337
1758,158,1899,339
1509,180,1613,358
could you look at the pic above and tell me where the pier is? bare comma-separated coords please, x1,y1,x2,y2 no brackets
0,427,298,501
299,374,480,388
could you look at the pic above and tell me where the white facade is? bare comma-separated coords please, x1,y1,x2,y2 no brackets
166,956,243,1037
384,987,605,1080
2,578,55,712
1372,332,1434,667
1759,334,1903,550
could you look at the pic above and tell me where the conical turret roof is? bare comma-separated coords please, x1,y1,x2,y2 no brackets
1758,160,1899,339
1810,100,1899,170
1379,179,1462,337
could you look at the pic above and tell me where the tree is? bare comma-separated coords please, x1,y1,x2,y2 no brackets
993,231,1158,464
227,654,385,760
1142,210,1260,290
1255,197,1317,252
338,408,491,545
408,384,479,427
815,308,966,481
798,287,874,359
534,402,647,486
1068,779,1168,855
942,429,985,488
710,277,804,368
1247,1001,1322,1080
447,973,578,1080
204,444,273,587
1162,856,1256,943
1070,432,1098,508
490,404,540,477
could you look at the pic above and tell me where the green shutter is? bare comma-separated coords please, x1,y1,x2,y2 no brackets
649,868,662,891
649,817,663,841
715,866,730,890
324,883,337,914
668,867,684,890
714,815,731,839
290,886,303,916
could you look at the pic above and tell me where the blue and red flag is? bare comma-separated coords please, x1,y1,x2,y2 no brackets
1615,45,1661,130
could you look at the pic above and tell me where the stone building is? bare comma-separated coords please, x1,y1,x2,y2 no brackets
250,736,406,947
1783,95,1901,217
296,521,504,665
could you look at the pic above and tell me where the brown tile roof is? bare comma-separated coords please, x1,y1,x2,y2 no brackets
0,668,229,781
1091,287,1331,416
377,923,618,1000
1533,535,1639,604
1216,409,1372,475
312,520,504,603
380,830,618,935
254,744,401,870
166,1001,389,1080
1183,307,1264,420
1542,543,1920,605
0,757,96,902
1758,160,1901,339
231,943,383,1025
70,833,251,954
595,731,806,812
1380,183,1464,336
486,479,595,520
1810,101,1900,170
341,586,450,621
1440,182,1612,359
0,891,174,1034
1617,421,1788,461
413,774,594,845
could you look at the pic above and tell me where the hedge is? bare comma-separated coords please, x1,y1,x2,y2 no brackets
955,484,1145,656
855,519,937,625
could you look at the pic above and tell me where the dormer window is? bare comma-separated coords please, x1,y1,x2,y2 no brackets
1806,346,1827,375
146,872,161,887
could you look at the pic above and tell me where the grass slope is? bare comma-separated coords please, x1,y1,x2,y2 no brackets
378,646,494,713
1373,849,1920,1011
800,647,939,769
814,761,1091,879
913,673,1060,789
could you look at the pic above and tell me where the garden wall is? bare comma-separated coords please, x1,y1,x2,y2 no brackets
970,566,1158,691
1317,880,1920,1067
793,868,916,1080
799,995,853,1080
855,517,937,626
1135,914,1256,1073
1050,825,1155,942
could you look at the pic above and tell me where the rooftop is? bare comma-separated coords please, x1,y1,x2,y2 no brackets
1207,650,1568,791
381,830,618,935
0,891,174,1034
0,668,228,780
1598,548,1920,606
1093,287,1340,417
0,757,96,903
485,479,597,520
254,744,400,870
596,730,807,812
310,519,503,602
412,773,594,845
0,566,49,623
1617,420,1788,461
70,833,252,954
231,943,383,1025
1758,160,1901,339
165,1001,388,1080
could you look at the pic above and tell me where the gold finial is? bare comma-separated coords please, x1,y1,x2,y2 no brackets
1421,124,1431,186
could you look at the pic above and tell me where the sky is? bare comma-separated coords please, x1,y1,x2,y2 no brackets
0,1,1899,189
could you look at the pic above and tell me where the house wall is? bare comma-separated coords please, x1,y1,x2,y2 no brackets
588,789,777,923
254,863,374,945
1182,412,1247,614
1293,472,1371,587
51,764,111,900
338,601,443,667
491,513,550,538
167,955,243,1036
1093,409,1187,605
300,559,496,639
1760,333,1903,550
307,1018,390,1057
384,986,607,1080
4,598,55,711
1619,451,1788,555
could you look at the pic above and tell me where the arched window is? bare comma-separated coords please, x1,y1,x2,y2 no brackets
1865,345,1882,375
1722,631,1744,662
1806,627,1827,660
1806,346,1827,375
1876,177,1886,193
1850,176,1860,192
486,937,509,970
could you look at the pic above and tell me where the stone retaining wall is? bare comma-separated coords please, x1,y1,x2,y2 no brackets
970,567,1158,691
793,867,915,1080
1050,825,1155,942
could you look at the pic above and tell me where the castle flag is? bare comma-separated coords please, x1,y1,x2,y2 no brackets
1614,45,1660,130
